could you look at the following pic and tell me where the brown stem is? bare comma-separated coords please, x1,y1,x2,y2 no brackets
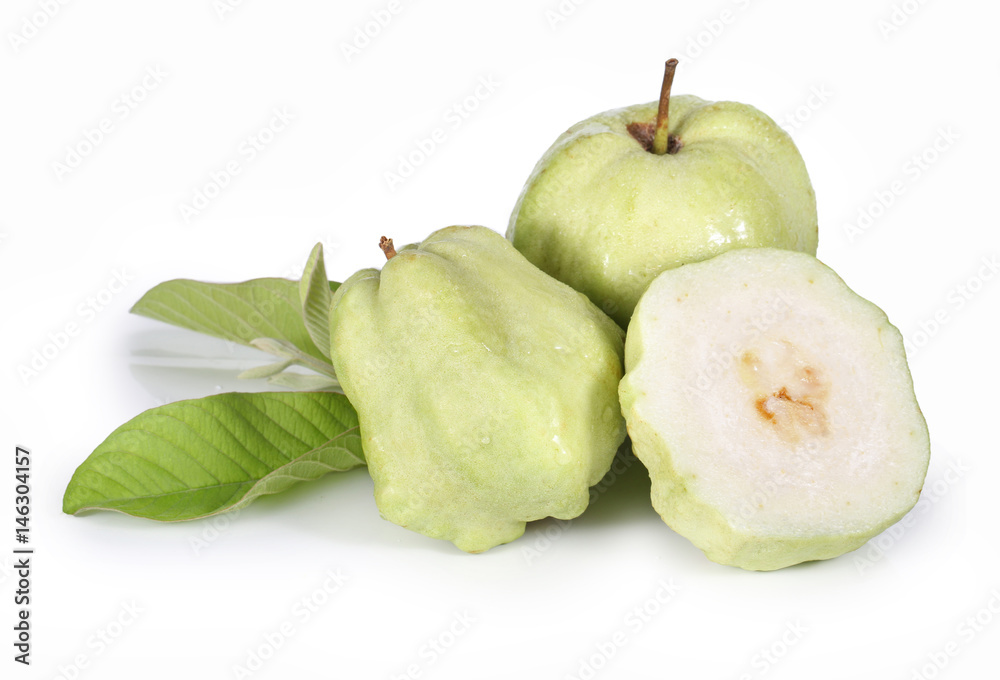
652,58,679,155
379,236,396,260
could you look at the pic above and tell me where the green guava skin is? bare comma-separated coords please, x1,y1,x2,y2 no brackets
329,226,626,553
508,95,818,327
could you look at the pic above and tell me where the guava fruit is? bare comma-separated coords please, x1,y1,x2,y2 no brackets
507,60,817,327
329,225,626,552
619,247,930,570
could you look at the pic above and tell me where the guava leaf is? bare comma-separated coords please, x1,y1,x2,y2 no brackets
299,243,333,360
63,391,364,521
131,277,339,364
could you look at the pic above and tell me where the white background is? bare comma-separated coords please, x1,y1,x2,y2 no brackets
2,0,999,678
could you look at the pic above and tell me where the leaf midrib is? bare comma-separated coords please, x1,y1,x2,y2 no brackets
74,442,363,505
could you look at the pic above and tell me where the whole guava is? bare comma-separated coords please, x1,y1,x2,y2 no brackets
329,225,627,552
508,61,817,327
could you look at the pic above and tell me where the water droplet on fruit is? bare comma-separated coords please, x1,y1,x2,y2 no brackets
552,435,571,464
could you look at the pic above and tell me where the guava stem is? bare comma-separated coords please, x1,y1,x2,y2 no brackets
379,236,396,260
652,58,679,156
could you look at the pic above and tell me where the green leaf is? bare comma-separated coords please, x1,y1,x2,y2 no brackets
299,243,333,360
63,391,365,521
131,277,336,364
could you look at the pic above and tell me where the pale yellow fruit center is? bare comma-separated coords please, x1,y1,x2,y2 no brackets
737,340,830,444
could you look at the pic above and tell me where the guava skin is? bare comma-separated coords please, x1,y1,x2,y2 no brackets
329,226,627,553
508,95,818,327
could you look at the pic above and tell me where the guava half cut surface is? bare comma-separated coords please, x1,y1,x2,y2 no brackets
619,248,930,571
